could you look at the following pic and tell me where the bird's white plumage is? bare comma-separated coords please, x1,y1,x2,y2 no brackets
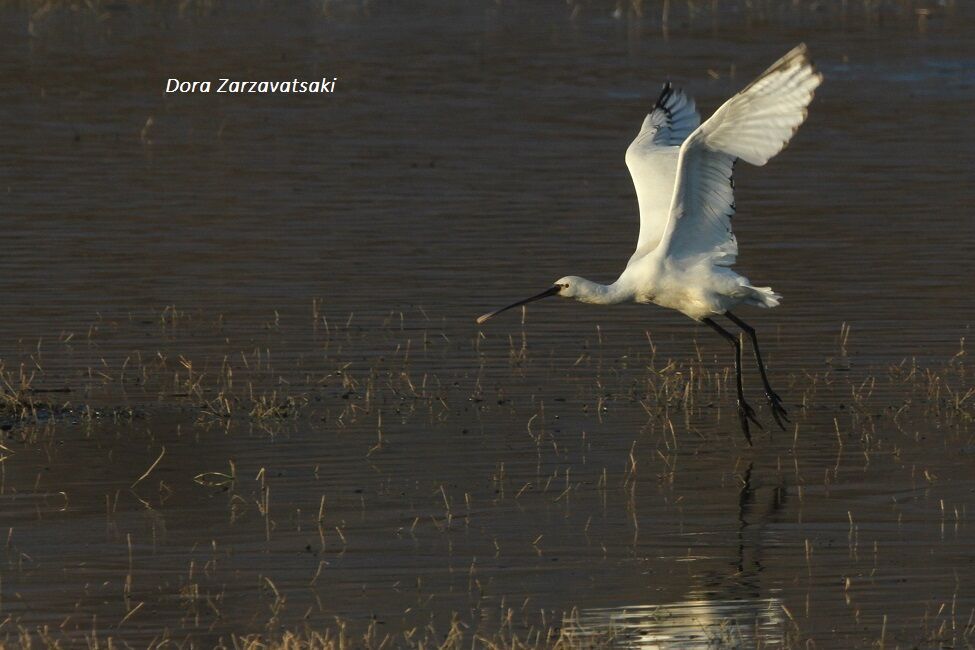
662,146,739,266
624,85,700,254
617,43,821,320
658,44,822,266
476,46,819,439
478,44,822,324
636,84,701,148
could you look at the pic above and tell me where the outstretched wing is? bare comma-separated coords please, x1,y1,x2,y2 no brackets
625,83,701,254
659,44,822,266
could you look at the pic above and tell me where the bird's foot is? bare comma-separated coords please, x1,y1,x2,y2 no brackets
765,391,790,431
737,399,762,446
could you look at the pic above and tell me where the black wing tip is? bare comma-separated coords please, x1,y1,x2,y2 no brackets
654,81,675,117
654,81,673,106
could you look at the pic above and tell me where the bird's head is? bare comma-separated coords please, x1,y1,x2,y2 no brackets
475,277,577,325
553,276,584,298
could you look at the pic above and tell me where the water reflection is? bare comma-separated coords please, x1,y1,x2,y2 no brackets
567,464,789,648
567,597,784,648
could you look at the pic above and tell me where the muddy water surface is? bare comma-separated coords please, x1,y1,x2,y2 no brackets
0,2,973,647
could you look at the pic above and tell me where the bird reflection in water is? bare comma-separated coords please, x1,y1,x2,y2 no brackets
564,463,788,648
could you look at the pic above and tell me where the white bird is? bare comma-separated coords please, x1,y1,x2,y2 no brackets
477,45,822,443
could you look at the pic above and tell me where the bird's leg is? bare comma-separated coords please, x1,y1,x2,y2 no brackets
703,318,761,444
725,311,789,430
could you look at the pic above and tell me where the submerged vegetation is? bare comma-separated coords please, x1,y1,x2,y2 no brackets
3,303,971,438
0,304,972,648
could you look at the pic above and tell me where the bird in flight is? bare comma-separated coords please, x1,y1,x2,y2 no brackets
476,45,822,444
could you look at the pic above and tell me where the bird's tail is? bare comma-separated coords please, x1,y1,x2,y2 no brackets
745,285,781,309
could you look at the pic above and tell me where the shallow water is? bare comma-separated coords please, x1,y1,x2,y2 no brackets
1,1,973,647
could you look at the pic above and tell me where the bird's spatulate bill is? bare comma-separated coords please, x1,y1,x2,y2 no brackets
476,286,560,325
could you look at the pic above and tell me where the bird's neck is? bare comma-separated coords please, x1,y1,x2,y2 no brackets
573,278,633,305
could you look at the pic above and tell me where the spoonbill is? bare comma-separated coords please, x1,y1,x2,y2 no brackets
476,45,822,443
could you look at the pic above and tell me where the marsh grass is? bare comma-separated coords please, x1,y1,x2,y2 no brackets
0,362,71,426
0,620,617,650
2,304,972,443
0,306,972,648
